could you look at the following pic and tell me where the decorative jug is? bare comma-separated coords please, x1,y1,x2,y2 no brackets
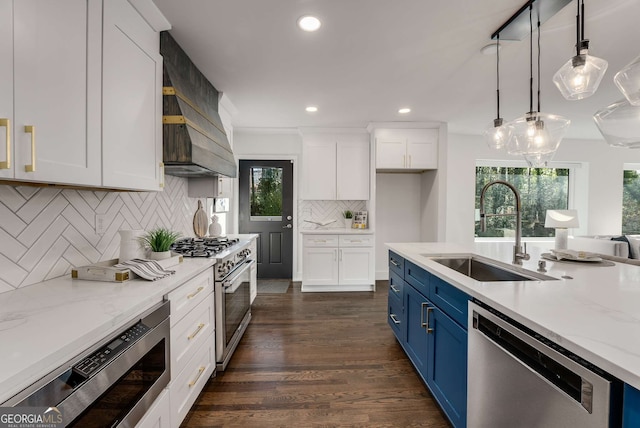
118,229,145,262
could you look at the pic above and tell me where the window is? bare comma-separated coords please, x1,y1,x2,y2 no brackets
622,168,640,234
250,166,283,220
475,166,570,238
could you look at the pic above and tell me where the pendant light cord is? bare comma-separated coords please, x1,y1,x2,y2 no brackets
496,34,501,119
529,5,533,114
537,16,541,113
581,0,585,41
575,0,581,56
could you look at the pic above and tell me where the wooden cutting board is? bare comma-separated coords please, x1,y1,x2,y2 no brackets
193,200,208,238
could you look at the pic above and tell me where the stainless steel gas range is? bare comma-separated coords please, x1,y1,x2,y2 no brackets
171,237,254,371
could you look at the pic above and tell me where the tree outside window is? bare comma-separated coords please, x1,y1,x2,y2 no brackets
622,170,640,234
475,167,570,238
250,167,283,217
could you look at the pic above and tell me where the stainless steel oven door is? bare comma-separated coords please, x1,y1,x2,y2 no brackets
216,259,254,370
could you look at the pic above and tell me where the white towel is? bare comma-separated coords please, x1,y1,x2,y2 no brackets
114,259,176,281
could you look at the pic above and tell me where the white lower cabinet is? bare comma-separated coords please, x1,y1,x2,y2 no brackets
135,389,170,428
170,336,215,427
250,237,258,304
302,234,374,292
166,268,216,427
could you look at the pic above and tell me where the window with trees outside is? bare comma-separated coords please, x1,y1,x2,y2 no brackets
250,166,283,220
475,166,570,238
622,169,640,234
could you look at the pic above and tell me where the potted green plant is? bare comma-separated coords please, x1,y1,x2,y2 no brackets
140,227,181,260
343,210,353,229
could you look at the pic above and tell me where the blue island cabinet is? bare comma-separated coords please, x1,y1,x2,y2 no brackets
387,252,470,428
624,383,640,427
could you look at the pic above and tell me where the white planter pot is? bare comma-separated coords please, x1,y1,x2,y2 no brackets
149,251,171,260
345,218,353,229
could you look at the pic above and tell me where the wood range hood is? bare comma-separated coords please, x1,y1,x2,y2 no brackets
160,32,236,178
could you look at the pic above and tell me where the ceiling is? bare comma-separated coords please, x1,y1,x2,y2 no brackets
153,0,640,140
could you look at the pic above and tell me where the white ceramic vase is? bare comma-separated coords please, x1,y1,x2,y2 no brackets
118,229,145,262
345,218,353,229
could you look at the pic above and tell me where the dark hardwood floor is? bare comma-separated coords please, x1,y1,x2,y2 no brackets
181,281,451,427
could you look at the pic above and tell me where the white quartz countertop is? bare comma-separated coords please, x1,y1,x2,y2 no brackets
387,241,640,390
0,258,215,404
301,229,374,235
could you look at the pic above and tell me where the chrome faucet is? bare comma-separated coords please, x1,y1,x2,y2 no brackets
479,180,530,265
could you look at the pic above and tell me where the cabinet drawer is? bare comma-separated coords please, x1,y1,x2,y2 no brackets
167,269,213,327
303,234,339,247
405,260,429,296
388,293,404,341
388,271,403,302
170,295,214,378
389,251,405,278
170,336,215,428
339,235,373,247
429,275,471,328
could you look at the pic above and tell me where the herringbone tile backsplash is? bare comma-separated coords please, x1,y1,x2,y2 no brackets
0,176,204,293
298,200,367,229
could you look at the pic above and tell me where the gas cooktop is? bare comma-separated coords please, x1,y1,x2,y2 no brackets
170,237,240,258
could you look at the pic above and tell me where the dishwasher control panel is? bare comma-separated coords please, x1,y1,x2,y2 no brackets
72,322,150,378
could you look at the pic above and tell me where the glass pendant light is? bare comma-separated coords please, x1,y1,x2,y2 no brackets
507,6,570,167
614,55,640,106
552,0,608,100
593,98,640,148
483,35,512,149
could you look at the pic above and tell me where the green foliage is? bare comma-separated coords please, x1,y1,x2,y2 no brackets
140,227,181,252
343,210,353,219
475,167,569,238
250,167,283,216
622,170,640,234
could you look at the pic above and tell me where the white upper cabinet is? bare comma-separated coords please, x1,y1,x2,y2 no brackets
2,0,102,185
302,136,337,200
0,0,12,180
302,132,369,200
102,0,164,191
375,128,438,171
0,0,167,191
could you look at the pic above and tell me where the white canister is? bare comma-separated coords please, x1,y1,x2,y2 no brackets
118,229,145,262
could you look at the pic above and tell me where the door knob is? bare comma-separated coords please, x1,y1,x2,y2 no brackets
282,224,292,229
286,215,292,220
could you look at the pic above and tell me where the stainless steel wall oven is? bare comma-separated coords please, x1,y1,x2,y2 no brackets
4,301,170,428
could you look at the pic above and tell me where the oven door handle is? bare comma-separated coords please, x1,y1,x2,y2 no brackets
222,259,255,289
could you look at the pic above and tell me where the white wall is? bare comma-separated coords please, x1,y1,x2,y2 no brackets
445,133,640,245
375,173,422,278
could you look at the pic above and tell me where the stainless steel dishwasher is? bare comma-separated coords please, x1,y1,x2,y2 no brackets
468,301,622,428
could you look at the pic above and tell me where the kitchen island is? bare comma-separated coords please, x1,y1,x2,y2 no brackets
387,241,640,427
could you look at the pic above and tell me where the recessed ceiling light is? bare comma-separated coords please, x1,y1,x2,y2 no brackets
298,15,321,32
305,106,318,113
480,43,500,55
398,108,411,114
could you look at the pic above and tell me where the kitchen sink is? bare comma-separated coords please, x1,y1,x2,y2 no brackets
430,256,556,282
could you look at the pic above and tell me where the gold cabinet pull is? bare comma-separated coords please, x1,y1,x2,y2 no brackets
0,118,9,169
24,125,35,172
187,286,204,299
159,162,165,188
188,323,205,340
188,366,206,387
